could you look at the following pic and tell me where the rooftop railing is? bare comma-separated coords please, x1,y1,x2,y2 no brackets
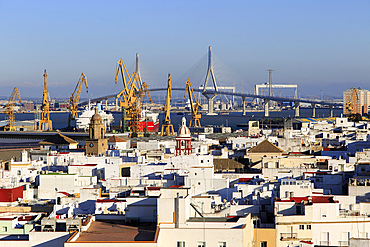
280,232,297,240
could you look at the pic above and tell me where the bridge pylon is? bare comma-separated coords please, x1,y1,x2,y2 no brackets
135,53,143,90
329,105,333,117
202,46,218,114
242,96,246,116
294,102,300,117
264,99,269,117
311,103,316,118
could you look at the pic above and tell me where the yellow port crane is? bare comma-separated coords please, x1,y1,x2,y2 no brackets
3,87,21,131
345,87,359,116
38,69,53,131
141,81,153,104
115,58,141,131
115,58,141,107
129,81,154,135
160,73,175,136
184,78,202,128
68,73,88,127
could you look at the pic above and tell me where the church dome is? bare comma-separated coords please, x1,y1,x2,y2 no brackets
91,107,102,121
178,117,190,137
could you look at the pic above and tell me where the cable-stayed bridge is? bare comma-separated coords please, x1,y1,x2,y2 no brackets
80,46,342,118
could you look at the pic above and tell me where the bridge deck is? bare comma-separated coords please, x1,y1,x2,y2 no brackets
79,88,342,107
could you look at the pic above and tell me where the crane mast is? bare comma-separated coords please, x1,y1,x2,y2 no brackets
38,69,53,131
114,56,153,134
4,87,21,131
345,87,359,115
130,81,154,136
68,73,88,127
115,58,141,132
115,58,140,106
160,73,175,136
184,78,202,128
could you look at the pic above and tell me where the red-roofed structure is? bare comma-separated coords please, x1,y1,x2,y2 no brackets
96,199,124,203
276,196,337,204
70,164,97,167
169,185,184,188
300,240,313,244
311,196,337,203
146,187,161,191
57,191,71,196
0,186,23,202
276,197,309,203
238,178,253,183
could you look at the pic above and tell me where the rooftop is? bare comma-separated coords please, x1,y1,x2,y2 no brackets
108,135,127,143
188,216,241,222
248,140,283,153
39,133,78,146
76,221,157,242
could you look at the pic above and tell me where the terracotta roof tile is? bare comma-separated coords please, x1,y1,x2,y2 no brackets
39,133,78,145
248,140,283,153
108,135,127,143
214,159,244,170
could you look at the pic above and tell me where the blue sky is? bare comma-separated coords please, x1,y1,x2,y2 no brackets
0,0,369,100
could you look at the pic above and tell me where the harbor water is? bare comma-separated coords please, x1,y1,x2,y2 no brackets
0,108,343,132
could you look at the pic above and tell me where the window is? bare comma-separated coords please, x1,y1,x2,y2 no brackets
197,242,206,247
218,242,226,247
299,225,305,230
321,209,327,218
307,225,311,230
177,241,185,247
2,227,7,232
260,242,267,247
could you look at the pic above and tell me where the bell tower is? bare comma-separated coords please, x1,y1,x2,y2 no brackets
176,117,192,156
86,106,108,156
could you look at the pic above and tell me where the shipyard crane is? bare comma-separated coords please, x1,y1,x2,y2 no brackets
115,58,141,107
184,78,202,128
345,87,359,116
142,82,153,104
129,81,154,135
68,73,88,128
160,73,175,136
38,69,53,131
115,58,141,131
3,87,21,131
116,72,140,131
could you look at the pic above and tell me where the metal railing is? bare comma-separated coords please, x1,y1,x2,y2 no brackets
280,233,297,240
338,240,349,247
319,241,330,246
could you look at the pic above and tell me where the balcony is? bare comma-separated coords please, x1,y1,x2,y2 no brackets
339,209,360,217
320,241,331,246
280,233,297,240
338,240,349,247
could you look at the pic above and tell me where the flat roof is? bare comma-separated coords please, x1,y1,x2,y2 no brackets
76,221,156,242
188,216,241,222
